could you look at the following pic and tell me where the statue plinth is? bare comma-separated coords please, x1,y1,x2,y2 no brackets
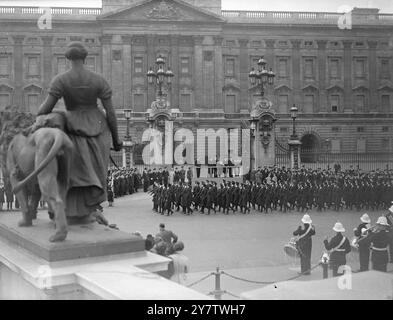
0,213,144,262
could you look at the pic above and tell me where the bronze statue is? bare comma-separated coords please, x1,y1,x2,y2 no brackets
5,42,122,242
7,112,74,242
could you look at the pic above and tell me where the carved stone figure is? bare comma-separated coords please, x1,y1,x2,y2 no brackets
6,112,74,242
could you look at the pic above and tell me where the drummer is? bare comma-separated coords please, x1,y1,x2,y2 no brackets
293,214,315,275
324,222,351,277
353,213,371,272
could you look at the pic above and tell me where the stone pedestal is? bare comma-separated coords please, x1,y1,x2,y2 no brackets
0,212,208,300
288,139,302,169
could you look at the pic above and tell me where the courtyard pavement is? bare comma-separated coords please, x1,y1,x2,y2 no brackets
102,191,393,299
2,191,392,299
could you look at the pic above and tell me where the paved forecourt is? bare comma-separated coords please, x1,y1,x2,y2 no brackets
99,192,392,298
4,191,390,299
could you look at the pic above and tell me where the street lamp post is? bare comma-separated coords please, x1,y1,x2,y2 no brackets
249,57,276,170
288,104,301,170
123,109,133,168
147,55,174,101
290,105,298,139
249,56,275,97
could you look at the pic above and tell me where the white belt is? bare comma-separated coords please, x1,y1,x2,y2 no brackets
371,246,388,252
335,249,346,252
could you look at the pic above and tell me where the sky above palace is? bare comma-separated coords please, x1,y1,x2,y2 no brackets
0,0,393,13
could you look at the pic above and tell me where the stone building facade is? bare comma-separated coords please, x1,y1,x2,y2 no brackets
1,0,393,166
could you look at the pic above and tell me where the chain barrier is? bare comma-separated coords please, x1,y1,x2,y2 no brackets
186,272,214,288
221,262,322,285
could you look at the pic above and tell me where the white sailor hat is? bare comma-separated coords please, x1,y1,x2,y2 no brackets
333,222,345,233
360,213,371,224
301,214,312,224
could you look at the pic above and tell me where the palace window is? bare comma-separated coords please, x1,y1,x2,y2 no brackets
304,41,313,47
251,40,261,47
332,127,340,132
0,55,10,77
381,95,391,112
112,50,121,61
0,93,10,110
357,127,365,133
85,38,95,44
304,58,315,79
180,93,191,111
85,57,96,72
133,57,143,74
27,56,40,76
225,40,236,47
56,57,67,74
280,127,288,132
225,94,236,113
133,94,144,112
27,93,39,114
225,58,236,77
180,57,190,74
330,95,340,112
354,58,367,78
382,126,389,132
304,94,315,113
277,58,289,78
380,59,390,79
329,58,340,79
355,94,366,112
278,94,289,113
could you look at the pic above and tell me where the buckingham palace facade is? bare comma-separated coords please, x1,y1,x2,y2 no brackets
1,0,393,165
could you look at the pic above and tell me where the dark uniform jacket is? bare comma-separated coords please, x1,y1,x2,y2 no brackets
360,230,390,265
324,233,351,267
293,224,315,258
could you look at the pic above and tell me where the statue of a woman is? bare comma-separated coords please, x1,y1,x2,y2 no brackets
37,42,122,222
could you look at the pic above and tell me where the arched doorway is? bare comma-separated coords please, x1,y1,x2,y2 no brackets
300,134,320,163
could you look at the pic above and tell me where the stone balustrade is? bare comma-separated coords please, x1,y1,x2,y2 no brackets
0,6,392,25
0,6,102,15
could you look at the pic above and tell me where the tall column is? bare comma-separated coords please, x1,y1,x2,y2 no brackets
317,40,328,112
101,34,112,84
171,36,180,109
343,40,353,112
147,35,156,107
12,35,25,109
213,36,224,110
41,36,53,94
264,39,275,67
122,35,132,109
238,39,249,111
193,35,204,109
368,40,378,112
264,39,275,100
291,39,302,109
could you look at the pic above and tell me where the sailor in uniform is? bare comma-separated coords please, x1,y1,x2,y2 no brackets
293,214,315,275
360,216,390,272
353,213,371,272
324,222,351,277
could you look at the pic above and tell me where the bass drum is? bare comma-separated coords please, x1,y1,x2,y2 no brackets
284,238,300,258
350,237,359,252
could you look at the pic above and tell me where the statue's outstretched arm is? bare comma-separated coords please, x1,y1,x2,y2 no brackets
37,95,59,116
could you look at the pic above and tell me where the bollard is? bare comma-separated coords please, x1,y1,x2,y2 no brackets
214,267,222,300
208,267,225,300
322,257,329,279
